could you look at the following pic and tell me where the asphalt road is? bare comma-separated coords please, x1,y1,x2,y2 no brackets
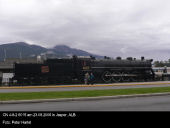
0,95,170,111
1,81,170,93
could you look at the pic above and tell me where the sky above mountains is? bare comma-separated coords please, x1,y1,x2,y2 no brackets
0,0,170,61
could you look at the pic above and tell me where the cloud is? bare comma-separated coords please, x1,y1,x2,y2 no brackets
0,0,170,60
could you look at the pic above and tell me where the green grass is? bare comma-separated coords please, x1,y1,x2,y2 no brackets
1,87,170,101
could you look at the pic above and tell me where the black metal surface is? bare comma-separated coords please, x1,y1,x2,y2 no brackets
13,57,154,85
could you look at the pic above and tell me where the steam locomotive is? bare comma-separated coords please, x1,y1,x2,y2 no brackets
13,56,155,85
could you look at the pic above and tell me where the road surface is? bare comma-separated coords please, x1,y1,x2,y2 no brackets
1,81,170,93
0,95,170,111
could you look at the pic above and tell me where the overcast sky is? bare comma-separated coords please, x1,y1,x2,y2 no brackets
1,0,170,61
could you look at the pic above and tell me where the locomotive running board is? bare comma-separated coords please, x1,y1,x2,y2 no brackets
92,67,151,69
105,74,137,77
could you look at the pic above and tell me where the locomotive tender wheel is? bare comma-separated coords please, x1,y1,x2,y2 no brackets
102,71,112,83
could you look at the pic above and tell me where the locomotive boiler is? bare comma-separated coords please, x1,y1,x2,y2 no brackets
13,56,154,85
90,57,154,83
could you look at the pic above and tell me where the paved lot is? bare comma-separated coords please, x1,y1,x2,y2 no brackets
0,95,170,111
1,81,170,93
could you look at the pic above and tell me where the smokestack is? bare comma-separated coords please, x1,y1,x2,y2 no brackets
141,56,144,61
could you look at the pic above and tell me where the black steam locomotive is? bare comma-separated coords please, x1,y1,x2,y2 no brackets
13,56,155,85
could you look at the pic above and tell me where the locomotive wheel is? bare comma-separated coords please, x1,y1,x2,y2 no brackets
129,71,138,82
121,72,130,82
129,76,136,82
102,71,112,83
111,72,122,82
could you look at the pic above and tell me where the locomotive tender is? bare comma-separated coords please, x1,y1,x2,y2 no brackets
13,56,155,85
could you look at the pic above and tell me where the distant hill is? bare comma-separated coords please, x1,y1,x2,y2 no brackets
52,45,98,57
0,42,102,61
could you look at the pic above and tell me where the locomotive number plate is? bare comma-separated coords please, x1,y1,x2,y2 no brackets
83,66,90,70
41,66,49,73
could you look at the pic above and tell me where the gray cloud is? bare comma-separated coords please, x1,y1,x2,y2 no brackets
1,0,170,61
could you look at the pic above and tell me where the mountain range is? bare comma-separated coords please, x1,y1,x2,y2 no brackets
0,42,102,61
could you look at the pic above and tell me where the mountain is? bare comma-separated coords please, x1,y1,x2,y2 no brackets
0,42,102,61
0,42,47,60
52,45,97,57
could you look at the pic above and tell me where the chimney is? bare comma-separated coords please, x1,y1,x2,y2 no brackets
141,56,144,61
